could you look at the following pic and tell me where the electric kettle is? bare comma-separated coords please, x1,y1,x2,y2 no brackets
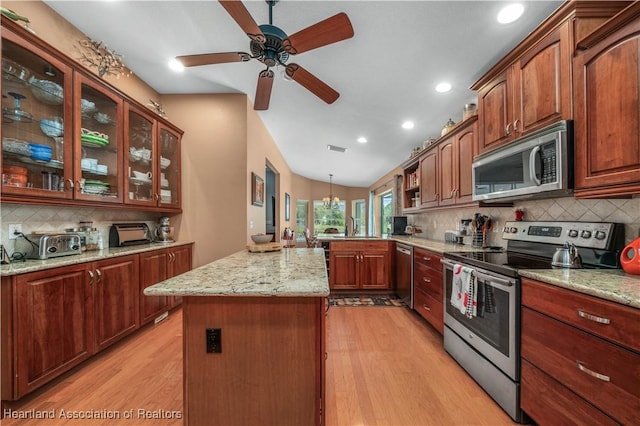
551,242,582,269
620,237,640,275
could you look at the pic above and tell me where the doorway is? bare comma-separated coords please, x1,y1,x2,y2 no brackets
265,163,278,240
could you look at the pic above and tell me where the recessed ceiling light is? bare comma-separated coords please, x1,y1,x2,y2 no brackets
357,137,367,144
402,121,414,130
168,58,184,72
497,4,524,24
435,82,452,93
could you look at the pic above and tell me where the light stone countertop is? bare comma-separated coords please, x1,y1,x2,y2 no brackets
0,241,194,277
518,269,640,309
144,247,329,297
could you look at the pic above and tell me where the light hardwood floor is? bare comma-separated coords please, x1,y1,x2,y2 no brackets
2,306,516,425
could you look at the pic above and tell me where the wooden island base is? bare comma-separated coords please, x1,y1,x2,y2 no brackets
183,296,325,426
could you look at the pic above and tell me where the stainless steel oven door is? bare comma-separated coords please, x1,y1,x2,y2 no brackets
442,259,520,380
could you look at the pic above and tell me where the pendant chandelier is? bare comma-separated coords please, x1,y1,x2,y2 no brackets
323,174,340,209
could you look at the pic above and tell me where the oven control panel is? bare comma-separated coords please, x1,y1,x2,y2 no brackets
502,221,619,249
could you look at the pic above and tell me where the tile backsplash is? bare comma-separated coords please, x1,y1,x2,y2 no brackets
409,196,640,247
1,203,164,256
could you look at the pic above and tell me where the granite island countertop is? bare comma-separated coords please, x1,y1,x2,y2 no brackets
144,247,329,297
0,241,194,277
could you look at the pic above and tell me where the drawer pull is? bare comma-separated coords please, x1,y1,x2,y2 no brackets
422,304,431,311
576,361,610,382
577,310,610,324
423,277,431,283
423,256,431,261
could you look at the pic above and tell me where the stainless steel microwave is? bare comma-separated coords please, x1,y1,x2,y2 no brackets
472,120,573,202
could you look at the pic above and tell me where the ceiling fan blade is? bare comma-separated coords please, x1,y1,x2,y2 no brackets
254,69,274,111
285,64,339,104
283,12,354,55
176,52,251,67
219,0,265,44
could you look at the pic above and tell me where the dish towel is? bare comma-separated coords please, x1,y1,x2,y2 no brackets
451,264,475,316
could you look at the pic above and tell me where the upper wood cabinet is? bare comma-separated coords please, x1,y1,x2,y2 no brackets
573,3,640,197
419,149,439,209
1,17,183,212
476,23,572,155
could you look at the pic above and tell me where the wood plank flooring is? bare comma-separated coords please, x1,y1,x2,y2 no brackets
2,306,516,425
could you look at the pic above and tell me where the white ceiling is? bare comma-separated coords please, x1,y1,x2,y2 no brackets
44,0,563,188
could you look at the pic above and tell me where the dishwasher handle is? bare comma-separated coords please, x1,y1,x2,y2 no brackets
397,246,412,256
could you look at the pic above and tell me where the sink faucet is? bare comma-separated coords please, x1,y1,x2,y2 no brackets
349,217,357,236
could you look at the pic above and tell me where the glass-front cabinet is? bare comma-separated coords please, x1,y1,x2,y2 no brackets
1,30,73,199
158,123,181,209
74,74,123,203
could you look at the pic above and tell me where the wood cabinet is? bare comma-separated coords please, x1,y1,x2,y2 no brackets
476,22,572,155
419,149,439,209
0,17,183,212
520,278,640,425
93,255,139,351
573,3,640,197
401,159,420,211
139,244,192,324
329,241,391,290
412,248,443,334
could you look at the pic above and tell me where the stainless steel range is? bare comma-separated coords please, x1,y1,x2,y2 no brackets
441,220,625,422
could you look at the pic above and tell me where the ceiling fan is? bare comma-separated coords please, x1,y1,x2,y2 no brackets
175,0,354,110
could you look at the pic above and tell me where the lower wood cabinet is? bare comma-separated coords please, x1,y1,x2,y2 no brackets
412,248,443,334
1,244,192,402
521,278,640,425
139,245,192,325
329,241,391,290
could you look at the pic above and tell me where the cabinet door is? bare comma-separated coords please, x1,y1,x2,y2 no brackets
124,103,157,207
477,70,513,154
1,28,74,200
168,245,192,307
158,123,182,209
94,255,139,351
419,150,438,208
330,251,358,289
574,21,640,195
513,23,571,136
14,264,93,397
438,140,455,206
73,72,124,203
455,125,476,204
139,250,171,325
360,251,390,289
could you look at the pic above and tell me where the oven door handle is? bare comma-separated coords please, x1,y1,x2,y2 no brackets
473,270,515,289
441,258,515,288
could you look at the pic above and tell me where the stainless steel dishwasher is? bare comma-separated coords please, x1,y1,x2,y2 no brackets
395,243,413,308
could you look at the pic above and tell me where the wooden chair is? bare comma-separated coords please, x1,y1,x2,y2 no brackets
304,228,319,248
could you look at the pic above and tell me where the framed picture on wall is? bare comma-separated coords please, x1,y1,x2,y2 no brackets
285,193,290,221
252,172,264,206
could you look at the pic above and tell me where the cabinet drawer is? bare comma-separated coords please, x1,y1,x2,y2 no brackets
414,287,443,334
522,278,640,352
413,262,443,300
521,360,618,426
413,247,442,271
522,307,640,424
330,241,389,252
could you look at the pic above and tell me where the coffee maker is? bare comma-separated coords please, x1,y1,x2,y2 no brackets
155,216,174,242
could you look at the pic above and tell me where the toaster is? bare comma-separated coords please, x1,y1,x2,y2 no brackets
25,234,82,259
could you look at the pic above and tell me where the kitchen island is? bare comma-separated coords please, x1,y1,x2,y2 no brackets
144,248,329,426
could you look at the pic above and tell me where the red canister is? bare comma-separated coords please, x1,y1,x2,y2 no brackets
620,237,640,275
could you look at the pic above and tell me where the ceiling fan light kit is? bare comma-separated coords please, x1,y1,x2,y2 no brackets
176,0,354,110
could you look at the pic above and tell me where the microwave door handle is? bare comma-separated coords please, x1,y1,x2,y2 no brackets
529,145,542,186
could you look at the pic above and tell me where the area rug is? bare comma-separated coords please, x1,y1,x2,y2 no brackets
329,294,405,307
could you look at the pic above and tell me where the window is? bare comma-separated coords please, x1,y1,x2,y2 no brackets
295,200,308,241
380,191,394,236
352,199,366,236
313,200,346,235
